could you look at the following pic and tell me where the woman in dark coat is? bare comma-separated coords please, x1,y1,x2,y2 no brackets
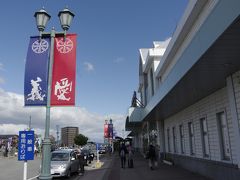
148,144,156,170
119,143,127,168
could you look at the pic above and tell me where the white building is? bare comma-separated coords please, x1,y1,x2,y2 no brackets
125,0,240,179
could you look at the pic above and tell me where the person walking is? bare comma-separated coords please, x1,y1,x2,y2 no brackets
119,143,127,168
127,145,134,168
148,144,156,170
77,150,85,176
34,145,38,157
5,144,8,157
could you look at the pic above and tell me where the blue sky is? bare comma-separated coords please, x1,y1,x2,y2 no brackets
0,0,188,141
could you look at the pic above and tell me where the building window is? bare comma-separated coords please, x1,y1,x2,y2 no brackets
156,76,161,89
140,91,143,105
179,124,185,154
172,127,177,153
188,122,195,155
150,68,154,96
167,128,171,152
217,112,230,160
144,73,148,105
200,117,210,157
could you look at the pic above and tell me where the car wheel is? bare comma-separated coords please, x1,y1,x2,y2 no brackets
66,169,71,178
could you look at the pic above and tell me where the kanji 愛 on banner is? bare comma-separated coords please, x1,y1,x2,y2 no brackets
51,34,77,106
24,37,50,106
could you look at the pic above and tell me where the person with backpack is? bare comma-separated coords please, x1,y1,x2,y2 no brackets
119,143,127,168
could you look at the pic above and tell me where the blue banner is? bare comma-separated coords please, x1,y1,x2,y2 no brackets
18,130,34,161
108,124,113,138
24,37,50,106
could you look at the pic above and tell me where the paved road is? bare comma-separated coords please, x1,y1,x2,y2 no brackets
63,155,113,180
0,154,112,180
0,156,41,180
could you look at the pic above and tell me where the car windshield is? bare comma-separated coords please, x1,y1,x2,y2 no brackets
81,149,89,154
51,152,69,161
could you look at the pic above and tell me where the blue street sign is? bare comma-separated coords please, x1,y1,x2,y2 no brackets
18,130,34,161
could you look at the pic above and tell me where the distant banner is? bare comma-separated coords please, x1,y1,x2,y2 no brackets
51,34,77,106
108,124,113,139
104,124,109,138
24,37,50,106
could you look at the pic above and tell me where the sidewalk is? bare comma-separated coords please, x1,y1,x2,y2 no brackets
105,152,212,180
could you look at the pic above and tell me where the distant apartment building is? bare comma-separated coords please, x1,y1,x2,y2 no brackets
61,127,79,147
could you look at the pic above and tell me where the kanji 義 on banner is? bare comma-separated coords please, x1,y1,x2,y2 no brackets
24,37,50,106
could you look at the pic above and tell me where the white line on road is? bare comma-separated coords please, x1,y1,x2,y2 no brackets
27,174,39,180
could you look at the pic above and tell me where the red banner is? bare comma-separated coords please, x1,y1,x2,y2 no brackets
51,34,77,106
104,124,109,138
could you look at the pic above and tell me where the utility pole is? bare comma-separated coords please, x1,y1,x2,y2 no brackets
29,116,32,130
56,125,59,146
34,8,75,179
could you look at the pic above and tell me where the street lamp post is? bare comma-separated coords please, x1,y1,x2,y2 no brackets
34,7,74,180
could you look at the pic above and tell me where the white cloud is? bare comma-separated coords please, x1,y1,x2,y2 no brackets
113,57,125,63
84,62,94,71
0,77,4,84
0,124,27,134
0,62,5,71
0,88,126,143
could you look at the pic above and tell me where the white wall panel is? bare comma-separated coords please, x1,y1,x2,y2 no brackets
164,87,237,164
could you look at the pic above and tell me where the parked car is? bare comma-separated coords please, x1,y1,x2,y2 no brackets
98,147,106,154
50,149,79,178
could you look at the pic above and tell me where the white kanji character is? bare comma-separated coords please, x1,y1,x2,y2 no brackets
21,134,26,138
54,78,72,101
20,155,25,160
27,139,33,144
21,139,26,144
21,149,25,154
21,144,26,149
27,77,46,101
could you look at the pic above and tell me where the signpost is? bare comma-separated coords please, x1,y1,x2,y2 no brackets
18,130,35,180
95,143,102,168
96,143,100,162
